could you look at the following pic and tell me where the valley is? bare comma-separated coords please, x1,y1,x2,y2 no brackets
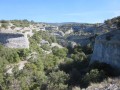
0,16,120,90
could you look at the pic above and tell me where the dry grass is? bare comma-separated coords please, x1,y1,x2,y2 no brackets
84,77,120,90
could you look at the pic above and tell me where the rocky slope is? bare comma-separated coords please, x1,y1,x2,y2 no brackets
86,77,120,90
0,33,29,48
0,20,49,48
91,30,120,69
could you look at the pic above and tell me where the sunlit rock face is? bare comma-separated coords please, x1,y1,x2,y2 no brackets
0,33,29,48
91,30,120,68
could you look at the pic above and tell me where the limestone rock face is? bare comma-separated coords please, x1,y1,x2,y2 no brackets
91,30,120,68
0,33,29,48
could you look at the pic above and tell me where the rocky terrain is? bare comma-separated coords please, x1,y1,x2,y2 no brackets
0,19,113,48
0,20,54,48
91,30,120,69
0,16,120,90
0,33,29,48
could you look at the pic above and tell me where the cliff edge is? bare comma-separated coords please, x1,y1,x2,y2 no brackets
0,33,29,48
91,30,120,68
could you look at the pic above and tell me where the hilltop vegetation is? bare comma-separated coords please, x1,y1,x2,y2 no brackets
105,16,120,29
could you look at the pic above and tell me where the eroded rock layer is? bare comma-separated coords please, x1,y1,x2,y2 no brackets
91,30,120,68
0,33,29,48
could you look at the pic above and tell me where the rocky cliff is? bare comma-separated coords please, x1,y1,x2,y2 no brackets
0,33,29,48
91,30,120,68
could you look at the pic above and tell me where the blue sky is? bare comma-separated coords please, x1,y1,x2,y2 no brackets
0,0,120,23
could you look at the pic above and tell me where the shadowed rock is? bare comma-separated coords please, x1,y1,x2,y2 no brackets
0,33,29,48
91,30,120,69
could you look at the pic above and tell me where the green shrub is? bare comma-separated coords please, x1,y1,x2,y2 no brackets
81,69,106,87
43,54,59,71
41,44,51,51
10,20,30,27
71,52,86,61
90,61,120,76
1,23,8,29
17,49,29,59
52,47,68,58
0,47,20,63
47,70,69,90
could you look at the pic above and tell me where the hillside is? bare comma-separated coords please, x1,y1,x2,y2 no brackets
0,16,120,90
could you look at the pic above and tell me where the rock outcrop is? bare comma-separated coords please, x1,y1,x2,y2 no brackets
0,33,29,48
91,30,120,68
